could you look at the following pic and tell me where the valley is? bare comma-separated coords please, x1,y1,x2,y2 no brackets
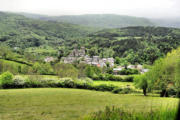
0,11,179,120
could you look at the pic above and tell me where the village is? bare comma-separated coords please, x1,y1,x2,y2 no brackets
44,47,149,74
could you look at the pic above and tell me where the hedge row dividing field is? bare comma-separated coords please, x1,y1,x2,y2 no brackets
0,88,178,120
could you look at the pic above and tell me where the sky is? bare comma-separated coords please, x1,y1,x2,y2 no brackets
0,0,180,18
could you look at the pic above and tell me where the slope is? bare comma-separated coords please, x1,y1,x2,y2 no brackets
0,12,97,49
21,13,154,28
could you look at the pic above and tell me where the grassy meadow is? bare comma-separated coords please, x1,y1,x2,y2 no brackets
93,81,134,88
0,88,178,120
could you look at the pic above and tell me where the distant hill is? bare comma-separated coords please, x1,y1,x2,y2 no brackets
0,12,97,49
20,13,154,28
150,18,180,28
20,13,180,29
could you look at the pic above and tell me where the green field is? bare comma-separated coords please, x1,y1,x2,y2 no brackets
0,88,178,120
93,81,134,87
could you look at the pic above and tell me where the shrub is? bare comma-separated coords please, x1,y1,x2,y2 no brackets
119,88,132,94
12,76,26,88
104,74,123,81
91,74,100,80
83,77,93,83
118,68,140,75
123,76,134,82
0,74,134,95
94,84,116,91
74,79,93,89
0,71,14,88
167,87,177,97
24,75,45,88
112,87,123,94
59,78,75,88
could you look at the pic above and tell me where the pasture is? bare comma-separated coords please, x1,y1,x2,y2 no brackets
93,81,134,88
0,88,178,120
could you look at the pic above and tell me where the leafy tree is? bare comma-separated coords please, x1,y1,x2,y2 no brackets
32,62,54,75
75,63,88,78
115,57,121,65
54,63,78,79
0,61,3,73
32,62,42,74
146,48,180,97
134,74,148,96
0,71,14,88
88,47,98,57
85,65,101,78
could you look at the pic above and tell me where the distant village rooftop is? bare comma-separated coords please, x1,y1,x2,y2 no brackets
61,47,114,67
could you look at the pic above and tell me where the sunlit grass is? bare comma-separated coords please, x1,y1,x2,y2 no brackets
0,88,178,120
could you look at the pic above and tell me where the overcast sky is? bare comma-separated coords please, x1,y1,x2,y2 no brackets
0,0,180,18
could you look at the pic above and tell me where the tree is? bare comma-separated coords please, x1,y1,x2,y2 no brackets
134,74,148,96
88,47,98,57
54,63,78,79
32,62,41,74
85,65,101,78
115,57,121,65
145,47,180,97
0,71,14,88
0,61,3,73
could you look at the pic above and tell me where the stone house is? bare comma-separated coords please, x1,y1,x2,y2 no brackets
113,67,124,74
61,47,114,68
44,57,55,62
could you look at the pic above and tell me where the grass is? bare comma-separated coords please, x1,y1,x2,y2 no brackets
0,59,31,74
0,88,179,120
82,106,178,120
0,59,27,66
93,81,141,92
93,81,133,87
25,46,57,55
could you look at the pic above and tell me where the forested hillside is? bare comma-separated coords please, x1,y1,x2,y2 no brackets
85,26,180,64
0,12,97,49
1,12,180,65
21,13,154,28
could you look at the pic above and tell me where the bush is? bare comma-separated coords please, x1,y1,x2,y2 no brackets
12,76,26,88
94,84,116,91
83,77,93,83
112,87,134,94
167,87,177,97
118,68,139,75
92,74,124,81
112,87,123,94
59,78,75,88
119,88,132,94
0,74,134,94
0,71,14,88
74,78,93,89
123,76,134,82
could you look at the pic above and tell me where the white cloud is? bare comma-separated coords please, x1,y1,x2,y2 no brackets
0,0,179,18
